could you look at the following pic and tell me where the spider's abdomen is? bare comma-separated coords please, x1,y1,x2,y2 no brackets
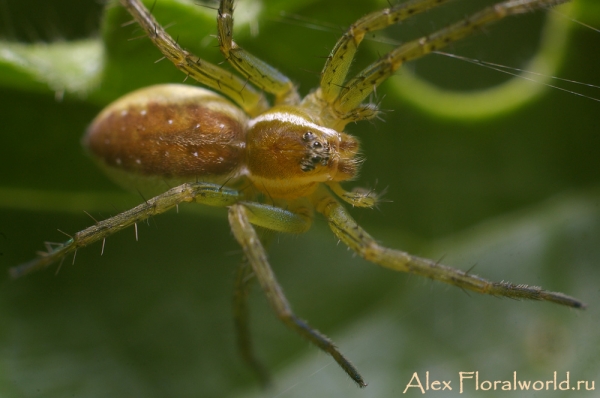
84,84,247,190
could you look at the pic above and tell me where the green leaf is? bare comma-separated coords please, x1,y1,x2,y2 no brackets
1,0,598,397
0,39,102,97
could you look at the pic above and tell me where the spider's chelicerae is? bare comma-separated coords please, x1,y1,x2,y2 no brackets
11,0,586,387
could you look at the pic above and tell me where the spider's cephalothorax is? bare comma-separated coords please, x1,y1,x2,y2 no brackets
244,107,361,198
12,0,583,389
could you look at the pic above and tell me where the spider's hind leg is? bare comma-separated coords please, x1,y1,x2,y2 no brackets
228,203,367,387
10,182,243,278
233,257,271,387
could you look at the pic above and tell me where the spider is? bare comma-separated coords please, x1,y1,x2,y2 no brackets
9,0,585,388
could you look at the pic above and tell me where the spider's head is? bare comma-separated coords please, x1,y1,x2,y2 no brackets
246,107,361,198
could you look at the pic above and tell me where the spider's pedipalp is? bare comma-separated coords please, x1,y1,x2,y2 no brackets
328,181,379,208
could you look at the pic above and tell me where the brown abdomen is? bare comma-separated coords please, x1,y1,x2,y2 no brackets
84,85,247,181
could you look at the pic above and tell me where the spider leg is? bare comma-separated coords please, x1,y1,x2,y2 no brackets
313,188,586,309
336,0,570,117
228,203,367,387
319,0,452,104
313,0,569,127
119,0,268,116
233,256,271,387
218,0,301,105
9,182,242,278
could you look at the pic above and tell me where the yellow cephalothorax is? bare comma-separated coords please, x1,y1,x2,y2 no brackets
11,0,583,389
245,107,361,198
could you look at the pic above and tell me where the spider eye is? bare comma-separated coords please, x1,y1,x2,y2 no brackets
302,131,315,141
299,131,331,172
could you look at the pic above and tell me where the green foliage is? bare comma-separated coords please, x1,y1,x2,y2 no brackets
0,0,598,396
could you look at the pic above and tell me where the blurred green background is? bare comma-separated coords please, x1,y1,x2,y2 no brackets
0,0,599,396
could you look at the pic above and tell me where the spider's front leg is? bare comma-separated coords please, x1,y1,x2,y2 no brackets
313,187,586,309
228,202,367,387
319,0,452,105
312,0,570,128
